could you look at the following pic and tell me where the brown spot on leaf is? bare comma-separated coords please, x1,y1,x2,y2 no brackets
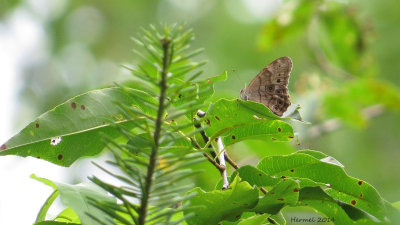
358,180,363,185
232,135,236,140
360,193,363,198
0,144,6,150
71,102,77,109
58,154,63,160
288,136,294,139
281,176,286,179
277,198,284,201
278,127,282,132
178,94,182,98
81,105,86,110
351,200,356,205
37,156,40,159
35,123,40,128
294,188,299,192
215,116,220,120
290,169,294,172
206,119,210,125
272,137,277,141
259,173,262,176
165,114,168,119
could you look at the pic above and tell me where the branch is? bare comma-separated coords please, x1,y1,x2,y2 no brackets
139,38,171,225
215,137,229,189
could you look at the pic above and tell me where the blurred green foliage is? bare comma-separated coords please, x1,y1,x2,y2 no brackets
3,0,400,222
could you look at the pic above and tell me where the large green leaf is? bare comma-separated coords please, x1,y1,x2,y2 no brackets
204,99,294,146
184,177,259,225
0,87,156,166
298,187,377,225
32,174,115,225
257,151,386,221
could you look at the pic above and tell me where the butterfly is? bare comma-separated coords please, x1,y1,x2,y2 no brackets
240,56,292,117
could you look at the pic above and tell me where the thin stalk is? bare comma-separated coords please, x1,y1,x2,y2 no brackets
138,37,171,225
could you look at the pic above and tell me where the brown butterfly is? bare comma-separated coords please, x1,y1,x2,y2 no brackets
240,56,292,116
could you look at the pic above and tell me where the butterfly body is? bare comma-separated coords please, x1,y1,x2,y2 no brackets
240,56,292,116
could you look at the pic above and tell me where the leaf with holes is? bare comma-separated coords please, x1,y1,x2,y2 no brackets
0,87,156,166
204,99,294,146
257,151,386,221
32,174,115,225
183,177,259,225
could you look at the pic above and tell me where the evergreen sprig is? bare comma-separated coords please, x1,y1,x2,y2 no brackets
88,25,207,225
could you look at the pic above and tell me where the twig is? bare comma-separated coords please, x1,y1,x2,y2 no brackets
307,104,384,138
224,152,239,170
215,137,229,189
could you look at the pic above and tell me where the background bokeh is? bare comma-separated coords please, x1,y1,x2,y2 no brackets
1,0,399,224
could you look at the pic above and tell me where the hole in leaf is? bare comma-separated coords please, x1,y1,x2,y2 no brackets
71,102,77,110
35,123,40,128
358,180,363,185
50,137,62,146
232,135,236,140
1,144,6,150
351,200,356,205
81,105,86,110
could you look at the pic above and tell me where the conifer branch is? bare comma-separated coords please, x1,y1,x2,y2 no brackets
138,37,171,225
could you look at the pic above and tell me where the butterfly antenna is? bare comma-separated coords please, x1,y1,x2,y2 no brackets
231,68,246,87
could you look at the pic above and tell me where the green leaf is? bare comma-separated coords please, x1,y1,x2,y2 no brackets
237,165,323,190
237,165,278,187
184,177,259,225
252,179,299,214
55,208,81,223
298,187,377,225
32,174,115,225
204,99,294,146
0,87,156,166
236,214,269,225
34,222,81,225
257,152,386,221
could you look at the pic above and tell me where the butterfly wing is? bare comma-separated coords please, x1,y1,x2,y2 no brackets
242,56,292,116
